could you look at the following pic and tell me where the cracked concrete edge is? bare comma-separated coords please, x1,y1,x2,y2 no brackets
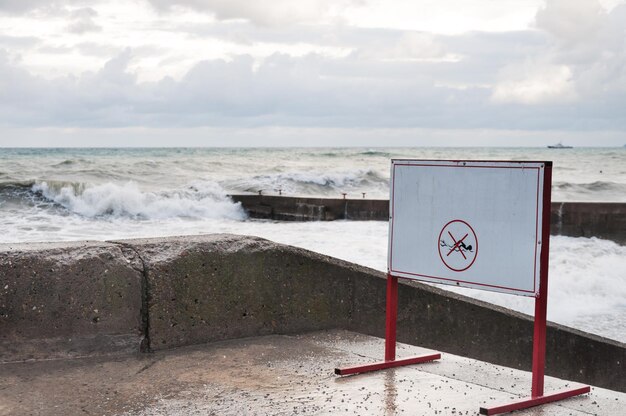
111,242,151,353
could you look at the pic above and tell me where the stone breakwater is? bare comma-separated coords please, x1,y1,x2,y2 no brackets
229,195,626,245
0,234,624,392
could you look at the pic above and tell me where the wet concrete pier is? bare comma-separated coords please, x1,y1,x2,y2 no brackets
229,195,626,244
1,330,622,415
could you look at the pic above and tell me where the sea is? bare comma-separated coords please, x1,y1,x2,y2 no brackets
0,147,624,343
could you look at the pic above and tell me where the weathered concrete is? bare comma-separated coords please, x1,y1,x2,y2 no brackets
551,202,626,243
230,195,626,244
1,330,623,416
230,194,389,221
0,241,144,362
1,235,624,393
113,235,354,351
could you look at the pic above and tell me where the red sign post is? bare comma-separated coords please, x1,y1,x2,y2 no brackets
335,160,590,415
479,163,590,414
334,274,441,376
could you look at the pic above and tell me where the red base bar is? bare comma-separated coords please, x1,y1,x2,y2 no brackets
335,353,441,376
479,386,591,415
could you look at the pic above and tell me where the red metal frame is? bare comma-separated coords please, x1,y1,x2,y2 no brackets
385,274,398,361
479,386,591,415
480,163,590,414
334,274,441,376
337,162,589,414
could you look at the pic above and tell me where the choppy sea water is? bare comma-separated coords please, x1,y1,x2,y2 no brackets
0,147,624,342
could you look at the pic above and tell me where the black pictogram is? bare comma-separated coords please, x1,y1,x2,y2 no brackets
438,220,478,272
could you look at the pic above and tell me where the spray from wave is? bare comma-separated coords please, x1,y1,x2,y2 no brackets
223,169,389,197
552,181,626,202
31,181,246,220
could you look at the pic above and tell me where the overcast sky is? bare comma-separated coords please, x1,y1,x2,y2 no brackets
0,0,625,146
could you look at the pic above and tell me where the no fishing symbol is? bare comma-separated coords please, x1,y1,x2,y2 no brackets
438,220,478,272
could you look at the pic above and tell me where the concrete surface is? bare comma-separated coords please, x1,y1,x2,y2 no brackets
2,235,624,392
550,202,626,244
0,241,143,362
229,195,626,244
0,330,622,416
113,234,353,351
229,194,389,221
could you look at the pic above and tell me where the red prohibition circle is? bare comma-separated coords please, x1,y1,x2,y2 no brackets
437,219,478,272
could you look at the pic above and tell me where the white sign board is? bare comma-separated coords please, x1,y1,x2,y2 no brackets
388,160,548,296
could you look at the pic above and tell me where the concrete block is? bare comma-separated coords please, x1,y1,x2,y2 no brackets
117,235,357,351
551,202,626,244
0,241,143,361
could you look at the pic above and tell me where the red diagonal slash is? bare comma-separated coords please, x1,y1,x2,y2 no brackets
447,232,468,259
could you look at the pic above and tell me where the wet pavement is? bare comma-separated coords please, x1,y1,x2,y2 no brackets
0,330,623,415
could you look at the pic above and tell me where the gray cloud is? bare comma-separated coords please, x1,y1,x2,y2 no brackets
0,0,51,13
37,44,73,54
70,6,96,18
1,44,624,132
535,0,606,47
0,34,41,48
147,0,362,26
66,7,102,34
74,42,119,56
0,0,87,15
0,0,624,137
490,0,626,105
67,19,102,34
168,20,550,89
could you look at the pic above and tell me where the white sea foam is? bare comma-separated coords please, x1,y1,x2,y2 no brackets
222,169,388,197
31,181,245,220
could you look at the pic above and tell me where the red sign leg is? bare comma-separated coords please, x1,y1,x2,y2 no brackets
385,274,398,361
480,164,589,414
532,166,553,398
335,274,440,376
479,386,591,415
531,276,548,397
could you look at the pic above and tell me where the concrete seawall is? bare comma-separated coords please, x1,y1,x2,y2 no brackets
0,241,144,361
230,195,626,244
1,235,624,392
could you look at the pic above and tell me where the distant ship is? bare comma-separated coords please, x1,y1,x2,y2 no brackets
547,142,573,149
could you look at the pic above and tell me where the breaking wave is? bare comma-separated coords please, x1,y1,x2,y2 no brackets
358,150,392,157
52,158,94,167
223,169,389,197
553,181,626,202
28,180,245,220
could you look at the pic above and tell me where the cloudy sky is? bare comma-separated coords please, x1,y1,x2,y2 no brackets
0,0,625,146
